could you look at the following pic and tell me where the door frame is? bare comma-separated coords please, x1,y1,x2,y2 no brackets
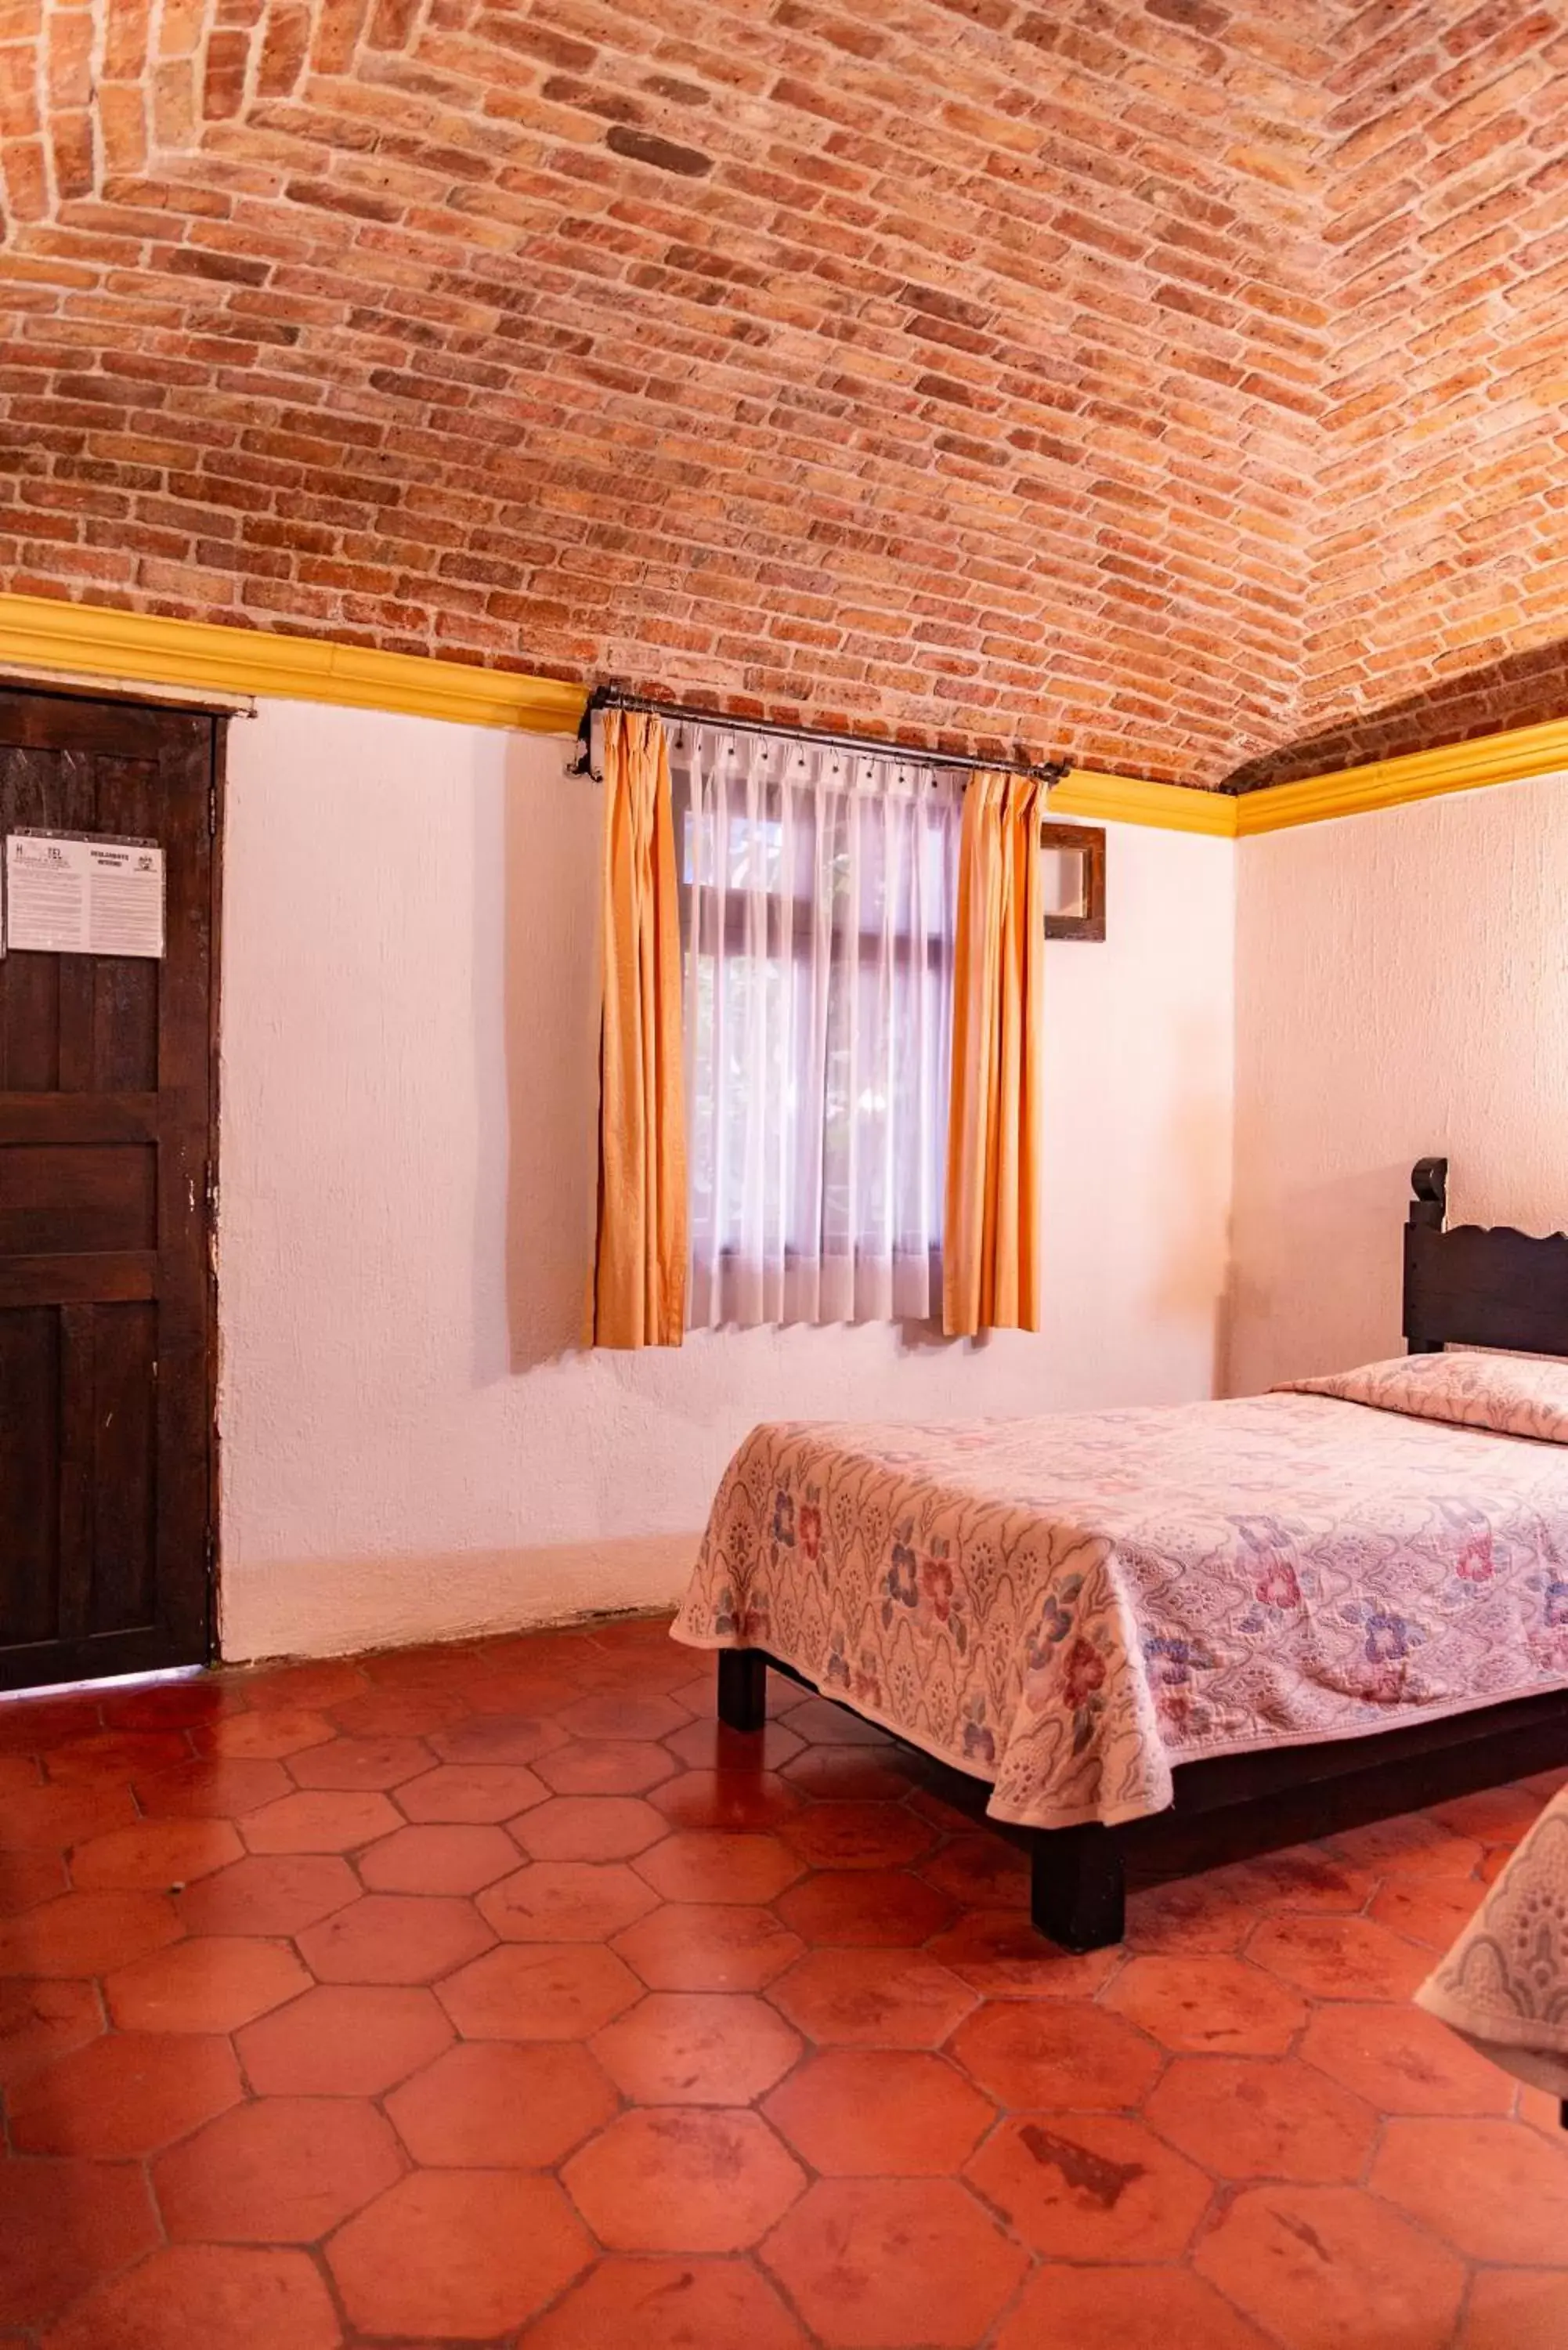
2,678,229,1680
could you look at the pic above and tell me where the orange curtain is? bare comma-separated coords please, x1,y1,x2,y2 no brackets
942,770,1045,1338
590,709,688,1347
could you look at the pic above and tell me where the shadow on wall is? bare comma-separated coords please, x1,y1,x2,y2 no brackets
1225,1161,1412,1397
1148,1008,1234,1400
501,735,603,1372
1222,638,1568,793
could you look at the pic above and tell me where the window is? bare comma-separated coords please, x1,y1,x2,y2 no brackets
674,725,961,1328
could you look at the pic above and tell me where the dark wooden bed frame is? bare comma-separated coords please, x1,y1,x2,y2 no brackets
715,1157,1568,1951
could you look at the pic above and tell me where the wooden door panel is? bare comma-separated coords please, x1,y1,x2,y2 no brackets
0,687,219,1690
0,1144,157,1254
0,1307,60,1647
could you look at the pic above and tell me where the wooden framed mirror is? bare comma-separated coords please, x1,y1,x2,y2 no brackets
1040,820,1106,942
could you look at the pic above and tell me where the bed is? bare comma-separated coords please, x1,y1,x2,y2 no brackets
674,1160,1568,1948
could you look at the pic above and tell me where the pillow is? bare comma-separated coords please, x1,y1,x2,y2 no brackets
1276,1350,1568,1444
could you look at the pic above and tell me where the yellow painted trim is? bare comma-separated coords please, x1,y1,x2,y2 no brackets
2,592,1563,836
0,594,586,736
1051,767,1237,837
1234,717,1568,835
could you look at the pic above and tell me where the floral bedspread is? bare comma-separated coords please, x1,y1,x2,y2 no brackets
1419,1779,1568,2101
673,1394,1568,1830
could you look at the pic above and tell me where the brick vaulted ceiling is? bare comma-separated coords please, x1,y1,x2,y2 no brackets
2,2,1566,786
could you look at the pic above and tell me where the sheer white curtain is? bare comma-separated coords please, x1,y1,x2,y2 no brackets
675,724,962,1328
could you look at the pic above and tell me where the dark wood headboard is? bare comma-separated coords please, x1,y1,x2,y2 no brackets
1405,1157,1568,1357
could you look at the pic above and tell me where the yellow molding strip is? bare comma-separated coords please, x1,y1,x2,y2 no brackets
2,591,1564,835
1052,766,1237,837
0,594,585,736
1233,716,1568,836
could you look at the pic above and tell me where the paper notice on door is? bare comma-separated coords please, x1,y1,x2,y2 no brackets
4,832,165,957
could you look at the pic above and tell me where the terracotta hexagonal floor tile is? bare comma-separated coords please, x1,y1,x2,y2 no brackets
662,1719,804,1774
768,1947,975,2048
99,1679,236,1734
512,1794,669,1862
760,2177,1027,2348
612,1903,804,1992
780,1697,894,1747
135,1758,291,1819
1328,1812,1484,1879
966,2110,1211,2259
1144,2054,1378,2182
0,2159,158,2329
40,2247,341,2350
0,1693,101,1754
948,1998,1163,2110
637,1830,802,1904
992,2261,1276,2350
106,1934,310,2032
287,1734,434,1791
45,1729,190,1785
924,1909,1119,1995
592,1991,802,2105
1371,2114,1568,2262
1193,2182,1467,2347
1432,1782,1545,1842
358,1821,520,1894
325,1685,468,1740
1247,1911,1432,2001
1459,2269,1568,2348
1122,1875,1255,1955
1297,1999,1515,2116
296,1893,493,1984
479,1860,659,1942
1367,1871,1486,1950
237,1983,452,2095
780,1744,922,1802
153,2094,403,2242
175,1854,359,1937
192,1708,335,1761
565,2108,805,2252
437,1941,640,2039
0,1849,66,1916
7,2030,241,2157
1205,1844,1378,1914
535,1738,678,1795
1101,1953,1308,2055
779,1802,934,1871
68,1817,243,1891
396,1761,548,1820
329,2169,591,2339
387,2039,616,2166
650,1769,806,1832
918,1832,1030,1910
431,1715,568,1768
558,1690,692,1741
0,1889,181,1977
241,1660,368,1712
521,2256,811,2350
0,1979,103,2088
240,1789,401,1853
0,1779,137,1853
764,2049,994,2175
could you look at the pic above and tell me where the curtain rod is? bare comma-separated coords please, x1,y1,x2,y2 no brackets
573,685,1068,786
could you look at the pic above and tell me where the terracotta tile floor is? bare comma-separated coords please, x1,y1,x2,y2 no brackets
1,1614,1566,2349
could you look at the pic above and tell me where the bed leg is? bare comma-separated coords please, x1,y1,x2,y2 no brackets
717,1650,768,1734
1029,1823,1126,1952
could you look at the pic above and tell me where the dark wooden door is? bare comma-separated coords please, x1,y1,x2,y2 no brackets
0,687,220,1690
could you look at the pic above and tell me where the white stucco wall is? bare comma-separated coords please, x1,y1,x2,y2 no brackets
1230,770,1568,1395
216,698,1235,1660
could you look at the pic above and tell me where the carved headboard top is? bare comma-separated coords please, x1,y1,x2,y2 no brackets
1404,1159,1568,1358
